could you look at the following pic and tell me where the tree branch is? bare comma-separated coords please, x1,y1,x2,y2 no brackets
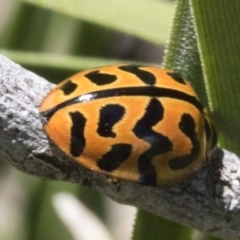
0,54,239,240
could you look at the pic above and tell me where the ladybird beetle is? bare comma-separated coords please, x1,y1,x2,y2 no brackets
40,64,217,186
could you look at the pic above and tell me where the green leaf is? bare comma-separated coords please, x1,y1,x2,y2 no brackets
190,0,240,153
132,210,192,240
163,0,208,106
23,0,174,44
0,50,121,70
0,50,158,70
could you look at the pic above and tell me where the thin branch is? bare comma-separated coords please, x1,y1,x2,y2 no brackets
0,54,239,240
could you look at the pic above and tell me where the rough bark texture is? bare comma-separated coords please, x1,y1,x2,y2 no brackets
0,54,240,240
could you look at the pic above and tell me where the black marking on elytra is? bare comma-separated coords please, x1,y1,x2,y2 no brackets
133,98,173,186
85,70,117,85
167,72,186,84
119,65,156,85
41,86,204,124
69,111,86,157
97,144,132,172
168,113,200,170
60,79,78,95
97,104,125,138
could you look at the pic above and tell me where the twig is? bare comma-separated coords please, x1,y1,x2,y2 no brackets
0,54,240,240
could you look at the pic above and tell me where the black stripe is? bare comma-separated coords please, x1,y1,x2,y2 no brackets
41,87,203,123
166,72,186,84
60,80,78,95
97,104,125,138
133,99,173,186
69,111,86,157
118,65,156,85
168,113,200,170
97,144,132,171
85,70,117,85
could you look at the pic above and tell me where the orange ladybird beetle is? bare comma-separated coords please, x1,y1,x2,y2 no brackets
40,64,217,186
